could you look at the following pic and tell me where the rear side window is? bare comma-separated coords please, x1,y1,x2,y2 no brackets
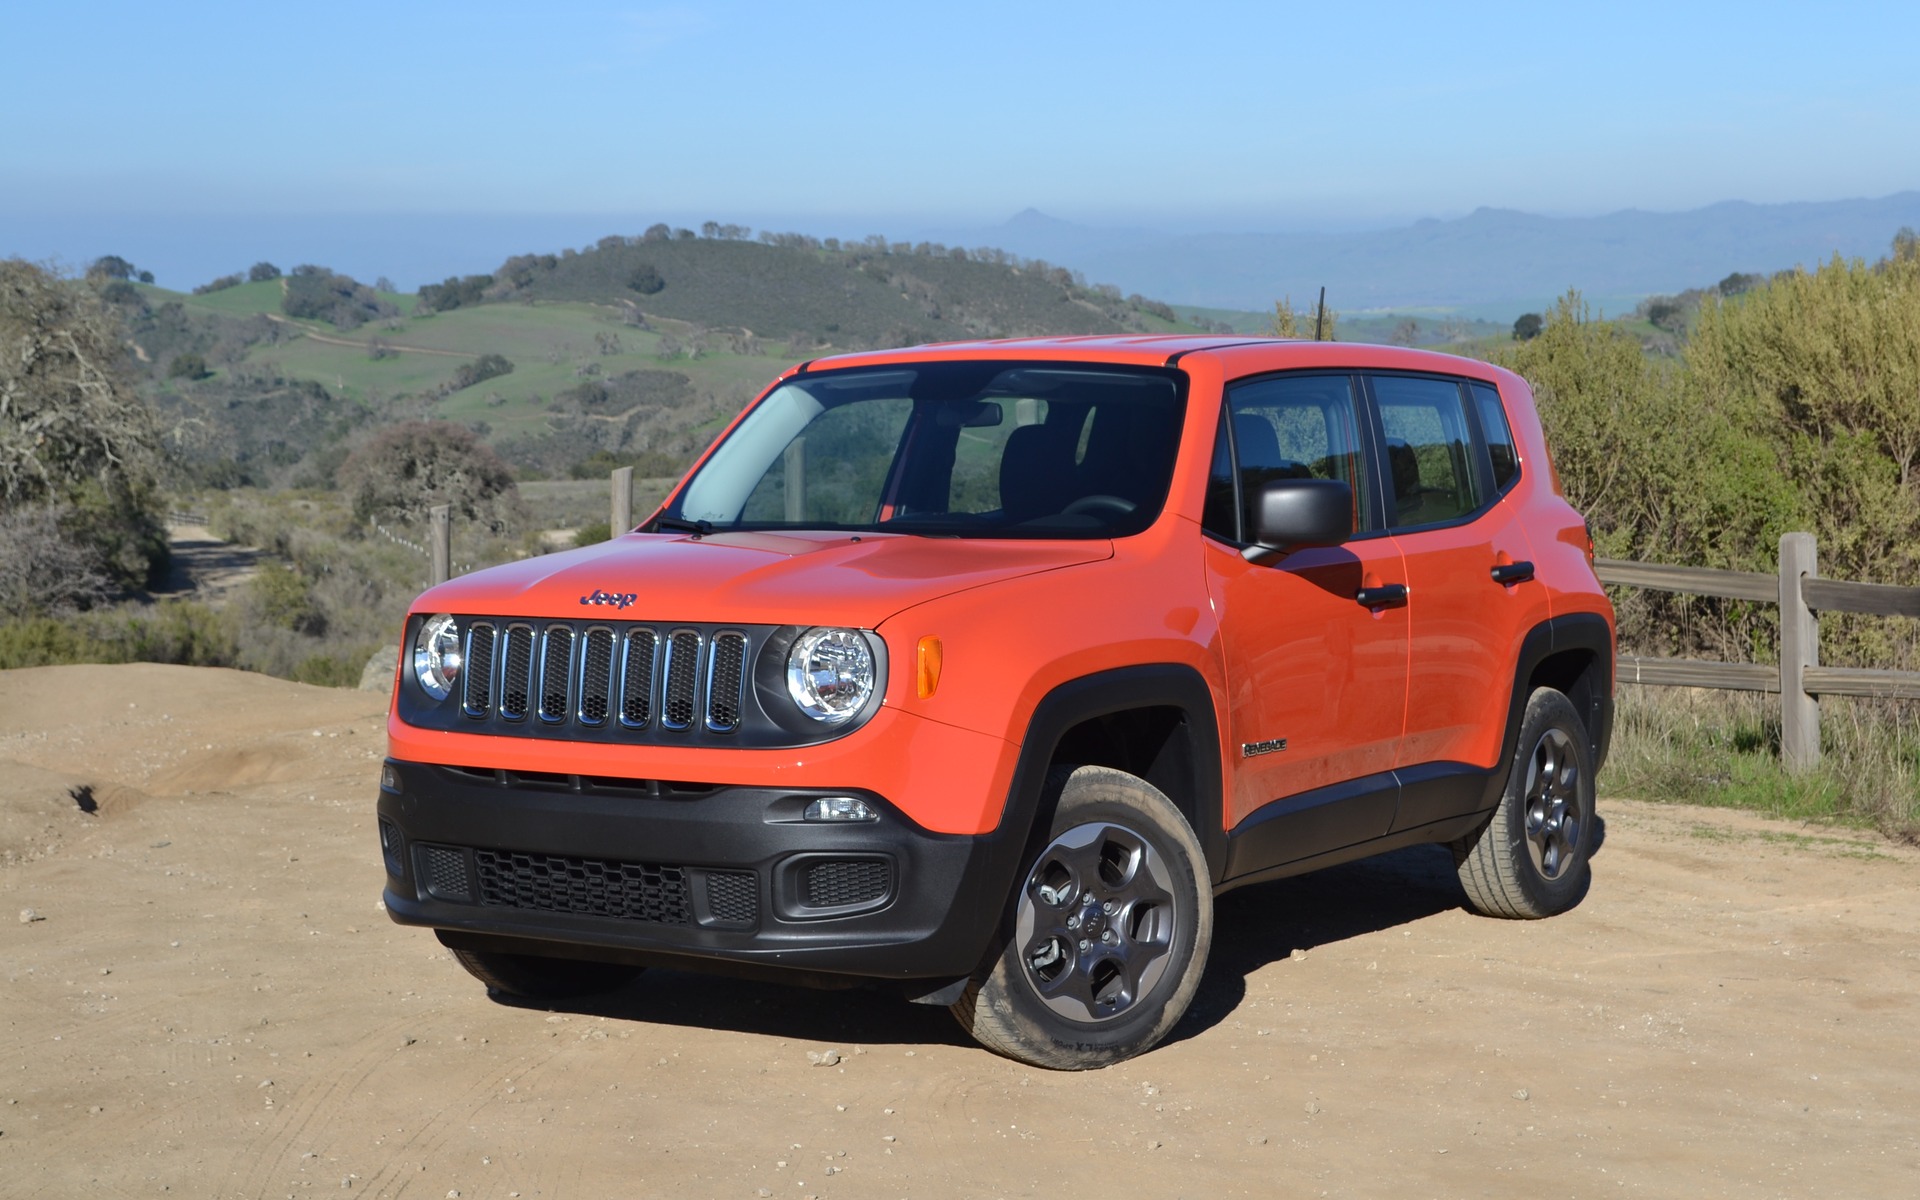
1373,375,1483,529
1204,374,1371,542
1469,381,1519,491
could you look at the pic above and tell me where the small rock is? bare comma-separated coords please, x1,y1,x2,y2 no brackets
1248,1135,1268,1145
1304,1101,1321,1115
806,1050,840,1067
1512,1088,1530,1101
19,909,43,925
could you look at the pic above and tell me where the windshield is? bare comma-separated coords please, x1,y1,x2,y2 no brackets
665,360,1187,538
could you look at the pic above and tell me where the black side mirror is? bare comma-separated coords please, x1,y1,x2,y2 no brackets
1247,478,1351,556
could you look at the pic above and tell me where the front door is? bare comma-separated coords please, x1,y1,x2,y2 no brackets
1203,373,1409,862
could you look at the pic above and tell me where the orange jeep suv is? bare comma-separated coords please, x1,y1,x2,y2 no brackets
378,336,1614,1069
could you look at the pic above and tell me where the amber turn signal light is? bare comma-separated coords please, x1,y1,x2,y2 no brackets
917,636,943,699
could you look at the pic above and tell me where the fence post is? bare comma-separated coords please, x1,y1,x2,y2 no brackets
429,504,451,586
611,466,633,534
1779,532,1820,772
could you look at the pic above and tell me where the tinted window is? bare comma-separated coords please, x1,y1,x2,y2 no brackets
1470,381,1519,490
1373,375,1483,529
1205,374,1371,541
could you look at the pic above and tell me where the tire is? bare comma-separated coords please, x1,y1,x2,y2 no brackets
1453,687,1596,919
443,941,643,1002
952,765,1213,1070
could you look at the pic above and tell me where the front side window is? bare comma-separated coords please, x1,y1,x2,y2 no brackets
1204,373,1371,542
668,361,1185,539
1373,375,1483,529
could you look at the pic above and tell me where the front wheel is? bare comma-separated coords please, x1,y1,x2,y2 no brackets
1453,687,1596,919
952,765,1212,1070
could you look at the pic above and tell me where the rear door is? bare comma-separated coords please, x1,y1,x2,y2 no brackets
1364,373,1546,830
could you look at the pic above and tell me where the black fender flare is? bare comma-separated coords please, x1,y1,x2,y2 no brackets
993,663,1228,884
1501,612,1615,787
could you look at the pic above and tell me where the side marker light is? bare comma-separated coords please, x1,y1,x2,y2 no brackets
917,636,943,699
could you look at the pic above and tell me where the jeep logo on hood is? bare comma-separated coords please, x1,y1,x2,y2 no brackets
579,588,639,610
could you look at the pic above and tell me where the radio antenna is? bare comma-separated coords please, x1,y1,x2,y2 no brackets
1313,286,1327,341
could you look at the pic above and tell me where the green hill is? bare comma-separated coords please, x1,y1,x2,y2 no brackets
119,232,1214,491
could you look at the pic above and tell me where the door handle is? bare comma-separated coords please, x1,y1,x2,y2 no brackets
1354,583,1408,608
1490,560,1535,585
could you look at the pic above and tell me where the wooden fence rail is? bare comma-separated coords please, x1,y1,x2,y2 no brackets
1596,532,1920,772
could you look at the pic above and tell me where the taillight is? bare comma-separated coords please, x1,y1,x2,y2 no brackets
1584,527,1596,565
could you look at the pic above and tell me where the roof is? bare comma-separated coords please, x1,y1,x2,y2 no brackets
799,335,1507,382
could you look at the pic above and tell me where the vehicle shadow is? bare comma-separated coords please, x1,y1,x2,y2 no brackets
492,814,1606,1059
488,962,973,1050
1169,810,1609,1049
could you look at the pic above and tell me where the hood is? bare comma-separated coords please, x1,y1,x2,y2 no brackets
413,530,1112,627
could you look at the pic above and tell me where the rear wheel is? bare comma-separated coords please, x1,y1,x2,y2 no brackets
952,765,1212,1070
442,937,643,1001
1453,687,1595,919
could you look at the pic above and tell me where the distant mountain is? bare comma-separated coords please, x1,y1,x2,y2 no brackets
931,193,1920,316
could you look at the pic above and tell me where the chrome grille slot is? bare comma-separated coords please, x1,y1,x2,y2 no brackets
705,632,747,733
661,630,701,731
619,628,658,728
578,627,615,725
499,624,535,720
538,624,575,723
462,622,496,717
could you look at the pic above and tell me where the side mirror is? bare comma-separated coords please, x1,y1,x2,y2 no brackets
1247,478,1351,556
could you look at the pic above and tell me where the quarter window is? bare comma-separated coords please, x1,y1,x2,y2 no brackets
1470,382,1519,491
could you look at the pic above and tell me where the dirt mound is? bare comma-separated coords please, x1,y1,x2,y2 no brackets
0,761,149,864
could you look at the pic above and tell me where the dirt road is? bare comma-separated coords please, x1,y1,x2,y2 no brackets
3,664,1916,1198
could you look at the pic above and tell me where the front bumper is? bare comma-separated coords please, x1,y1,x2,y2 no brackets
377,758,1025,981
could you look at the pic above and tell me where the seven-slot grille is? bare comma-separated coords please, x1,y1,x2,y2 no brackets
459,619,748,738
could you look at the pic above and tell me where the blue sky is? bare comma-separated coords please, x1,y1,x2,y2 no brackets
6,1,1918,224
3,1,1917,288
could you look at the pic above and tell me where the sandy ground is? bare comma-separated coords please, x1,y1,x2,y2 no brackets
2,663,1917,1199
156,524,262,603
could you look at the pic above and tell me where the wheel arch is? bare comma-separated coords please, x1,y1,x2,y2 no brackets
1505,612,1614,776
999,664,1228,886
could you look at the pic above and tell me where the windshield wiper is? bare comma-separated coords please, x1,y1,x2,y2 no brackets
651,515,713,536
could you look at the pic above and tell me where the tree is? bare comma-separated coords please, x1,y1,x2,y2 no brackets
248,261,282,282
641,223,671,243
87,255,136,281
627,263,665,295
0,259,169,596
1895,227,1920,264
1512,312,1544,340
701,220,721,239
338,421,518,528
1269,295,1337,340
168,352,210,379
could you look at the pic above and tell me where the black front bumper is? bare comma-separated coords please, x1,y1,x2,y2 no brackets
377,759,1022,982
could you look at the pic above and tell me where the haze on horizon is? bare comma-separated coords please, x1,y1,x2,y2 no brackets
5,0,1918,291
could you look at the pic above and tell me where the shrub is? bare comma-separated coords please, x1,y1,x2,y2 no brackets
282,266,396,329
168,352,210,379
249,262,282,282
448,354,513,392
627,264,665,295
192,273,244,295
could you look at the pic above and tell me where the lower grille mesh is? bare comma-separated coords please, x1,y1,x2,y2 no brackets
803,858,891,909
421,845,471,901
474,848,689,924
705,871,758,924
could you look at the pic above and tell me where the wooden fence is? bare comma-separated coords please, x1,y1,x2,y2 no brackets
1598,532,1920,772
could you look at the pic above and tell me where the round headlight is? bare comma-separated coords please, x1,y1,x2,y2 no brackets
786,627,875,723
413,613,463,701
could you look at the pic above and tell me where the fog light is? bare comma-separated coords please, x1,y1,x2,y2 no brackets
380,763,403,794
804,796,876,822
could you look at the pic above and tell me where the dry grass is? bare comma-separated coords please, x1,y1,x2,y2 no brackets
1603,685,1920,840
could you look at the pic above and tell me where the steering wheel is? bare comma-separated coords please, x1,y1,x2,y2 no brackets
1062,494,1138,519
